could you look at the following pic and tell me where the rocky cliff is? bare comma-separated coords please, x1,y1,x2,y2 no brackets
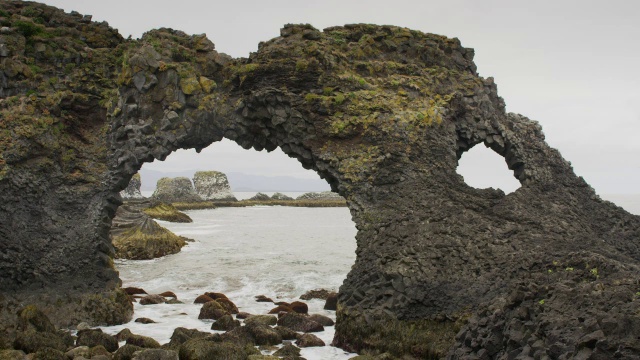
120,173,144,199
193,170,237,201
1,2,639,358
151,177,201,203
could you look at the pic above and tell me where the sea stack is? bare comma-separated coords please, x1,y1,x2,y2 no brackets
152,177,202,203
120,173,144,199
193,171,237,201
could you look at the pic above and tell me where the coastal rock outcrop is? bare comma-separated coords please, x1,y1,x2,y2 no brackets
110,201,188,260
296,191,342,201
152,177,202,203
120,173,144,200
193,171,237,201
1,2,639,359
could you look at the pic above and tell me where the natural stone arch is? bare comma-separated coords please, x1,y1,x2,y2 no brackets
1,3,640,358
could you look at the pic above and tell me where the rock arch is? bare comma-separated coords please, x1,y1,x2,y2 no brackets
1,3,639,358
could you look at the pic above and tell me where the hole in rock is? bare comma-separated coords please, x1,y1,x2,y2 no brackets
456,144,521,194
108,139,357,355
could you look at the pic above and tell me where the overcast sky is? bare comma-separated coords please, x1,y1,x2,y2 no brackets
42,0,640,195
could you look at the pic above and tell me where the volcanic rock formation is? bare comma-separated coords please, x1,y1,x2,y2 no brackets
151,177,201,203
0,2,639,358
193,170,237,201
120,173,144,199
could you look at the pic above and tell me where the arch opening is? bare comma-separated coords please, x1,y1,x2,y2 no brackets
108,139,357,355
456,144,521,194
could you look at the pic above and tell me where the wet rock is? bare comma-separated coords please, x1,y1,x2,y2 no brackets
165,327,211,349
152,177,202,203
273,343,301,357
204,292,229,300
76,328,119,352
143,203,192,223
16,305,56,333
126,334,161,349
65,346,91,359
77,322,91,330
158,291,177,299
113,344,143,360
90,345,112,358
300,289,332,300
274,326,300,341
32,348,66,360
211,315,240,331
131,348,179,360
255,295,273,303
139,294,165,305
13,330,71,353
289,301,308,314
193,171,237,201
179,339,258,360
216,298,239,314
308,314,334,326
244,324,282,346
268,305,294,314
0,350,26,360
244,315,278,327
277,313,324,333
116,328,133,342
323,292,338,310
121,173,144,199
296,333,325,347
165,299,183,304
236,312,252,319
135,317,156,324
124,287,147,296
194,295,215,304
198,301,229,320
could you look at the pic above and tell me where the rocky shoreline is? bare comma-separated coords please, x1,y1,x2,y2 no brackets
1,288,345,360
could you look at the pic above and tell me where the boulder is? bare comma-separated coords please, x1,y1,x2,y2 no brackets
254,295,273,303
289,301,308,314
215,298,239,314
296,333,325,347
113,344,143,360
152,177,202,203
300,289,332,300
13,330,71,353
236,312,252,319
165,327,211,349
268,305,294,314
126,334,161,349
223,324,282,346
277,313,324,333
308,314,334,326
115,328,133,342
76,328,119,352
179,339,257,360
274,326,300,341
323,292,338,310
124,287,147,296
244,315,277,327
131,348,179,360
31,348,66,360
204,292,228,300
198,301,228,320
134,317,156,324
139,294,165,305
159,291,177,299
121,173,144,199
65,346,91,359
194,295,215,304
16,305,56,333
0,350,27,360
273,343,301,357
193,171,237,201
211,315,240,331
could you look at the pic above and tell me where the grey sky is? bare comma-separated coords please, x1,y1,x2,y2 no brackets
42,0,640,194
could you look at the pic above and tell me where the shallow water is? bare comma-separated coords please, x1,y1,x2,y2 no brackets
104,205,358,359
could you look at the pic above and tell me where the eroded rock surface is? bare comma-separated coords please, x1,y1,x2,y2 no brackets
0,2,639,358
193,170,237,201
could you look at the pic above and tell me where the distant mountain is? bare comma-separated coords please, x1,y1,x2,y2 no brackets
138,169,330,192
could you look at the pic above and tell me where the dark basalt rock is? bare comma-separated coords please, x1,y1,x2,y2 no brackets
121,173,144,199
76,328,119,352
296,333,325,348
1,2,639,359
277,313,324,333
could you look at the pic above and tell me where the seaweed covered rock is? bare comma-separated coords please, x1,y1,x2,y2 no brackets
121,173,144,199
110,202,188,260
248,192,270,201
270,192,293,200
142,203,192,223
296,191,342,201
151,177,202,203
193,171,237,201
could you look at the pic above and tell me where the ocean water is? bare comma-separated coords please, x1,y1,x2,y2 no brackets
103,205,358,359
